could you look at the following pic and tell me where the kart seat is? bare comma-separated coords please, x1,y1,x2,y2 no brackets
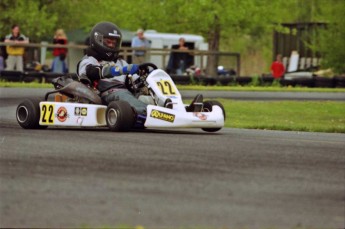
47,76,102,104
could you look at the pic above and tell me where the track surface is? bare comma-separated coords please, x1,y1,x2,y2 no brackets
0,89,344,228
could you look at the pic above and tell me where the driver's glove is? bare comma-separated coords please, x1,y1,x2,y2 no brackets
110,64,139,76
102,64,139,78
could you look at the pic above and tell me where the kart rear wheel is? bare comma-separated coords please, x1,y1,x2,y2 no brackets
201,100,225,132
106,101,135,132
16,98,47,129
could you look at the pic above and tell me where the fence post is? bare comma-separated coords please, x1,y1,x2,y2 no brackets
40,41,48,66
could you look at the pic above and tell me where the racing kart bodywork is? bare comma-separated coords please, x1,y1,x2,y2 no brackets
16,63,225,132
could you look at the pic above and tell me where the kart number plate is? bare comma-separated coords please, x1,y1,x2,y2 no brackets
41,104,55,124
156,80,176,95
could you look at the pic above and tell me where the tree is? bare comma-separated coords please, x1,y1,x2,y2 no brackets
317,0,345,74
76,0,284,76
275,0,345,74
0,0,57,41
1,0,342,75
0,0,289,75
155,0,286,76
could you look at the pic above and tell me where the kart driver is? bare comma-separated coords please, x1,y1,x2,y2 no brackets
77,21,147,115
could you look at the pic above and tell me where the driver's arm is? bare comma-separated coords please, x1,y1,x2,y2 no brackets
102,64,139,78
78,58,103,84
78,56,138,80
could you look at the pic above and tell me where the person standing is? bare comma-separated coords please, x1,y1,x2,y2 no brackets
167,37,193,75
270,54,285,79
131,29,150,64
0,49,4,71
4,24,29,71
174,37,190,75
51,29,68,73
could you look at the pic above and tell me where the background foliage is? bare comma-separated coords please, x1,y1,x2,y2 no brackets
0,0,344,74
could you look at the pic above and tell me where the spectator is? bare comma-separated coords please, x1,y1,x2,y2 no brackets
0,49,4,71
51,29,68,73
131,29,150,64
4,24,29,71
167,37,193,75
0,36,7,62
270,54,285,79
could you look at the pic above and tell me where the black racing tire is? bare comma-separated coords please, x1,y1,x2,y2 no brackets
16,98,47,129
201,100,226,132
106,101,135,132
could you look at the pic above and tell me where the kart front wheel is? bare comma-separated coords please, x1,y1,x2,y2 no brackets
201,100,225,132
16,98,47,129
106,101,135,132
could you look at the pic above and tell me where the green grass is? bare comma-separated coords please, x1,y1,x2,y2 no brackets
1,81,345,92
218,99,345,133
178,84,345,92
183,98,345,133
0,81,54,88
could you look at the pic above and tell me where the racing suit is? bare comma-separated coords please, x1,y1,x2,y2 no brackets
77,55,147,115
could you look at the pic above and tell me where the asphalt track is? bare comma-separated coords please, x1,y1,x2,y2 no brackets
0,88,344,228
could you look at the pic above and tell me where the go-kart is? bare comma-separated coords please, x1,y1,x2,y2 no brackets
16,63,225,132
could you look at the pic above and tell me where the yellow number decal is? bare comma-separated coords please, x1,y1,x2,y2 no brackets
156,80,176,95
41,104,55,124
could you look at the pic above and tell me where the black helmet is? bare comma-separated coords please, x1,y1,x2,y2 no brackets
89,22,122,61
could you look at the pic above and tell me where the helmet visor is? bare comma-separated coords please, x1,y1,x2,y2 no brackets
103,37,118,49
94,32,121,50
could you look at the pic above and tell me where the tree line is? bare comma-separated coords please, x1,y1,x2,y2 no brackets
0,0,344,74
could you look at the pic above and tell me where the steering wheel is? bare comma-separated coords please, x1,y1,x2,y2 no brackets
125,63,158,93
138,62,158,76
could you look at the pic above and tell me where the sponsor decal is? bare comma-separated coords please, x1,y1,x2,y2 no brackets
75,107,88,116
57,106,68,122
77,117,84,125
194,112,208,120
75,107,80,115
150,109,175,123
109,30,120,37
81,108,87,116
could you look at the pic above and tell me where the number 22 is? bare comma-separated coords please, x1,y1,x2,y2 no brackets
41,104,54,123
157,80,176,95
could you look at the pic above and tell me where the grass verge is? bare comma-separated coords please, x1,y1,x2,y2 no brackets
1,81,345,92
216,99,345,133
0,81,54,88
178,84,345,92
